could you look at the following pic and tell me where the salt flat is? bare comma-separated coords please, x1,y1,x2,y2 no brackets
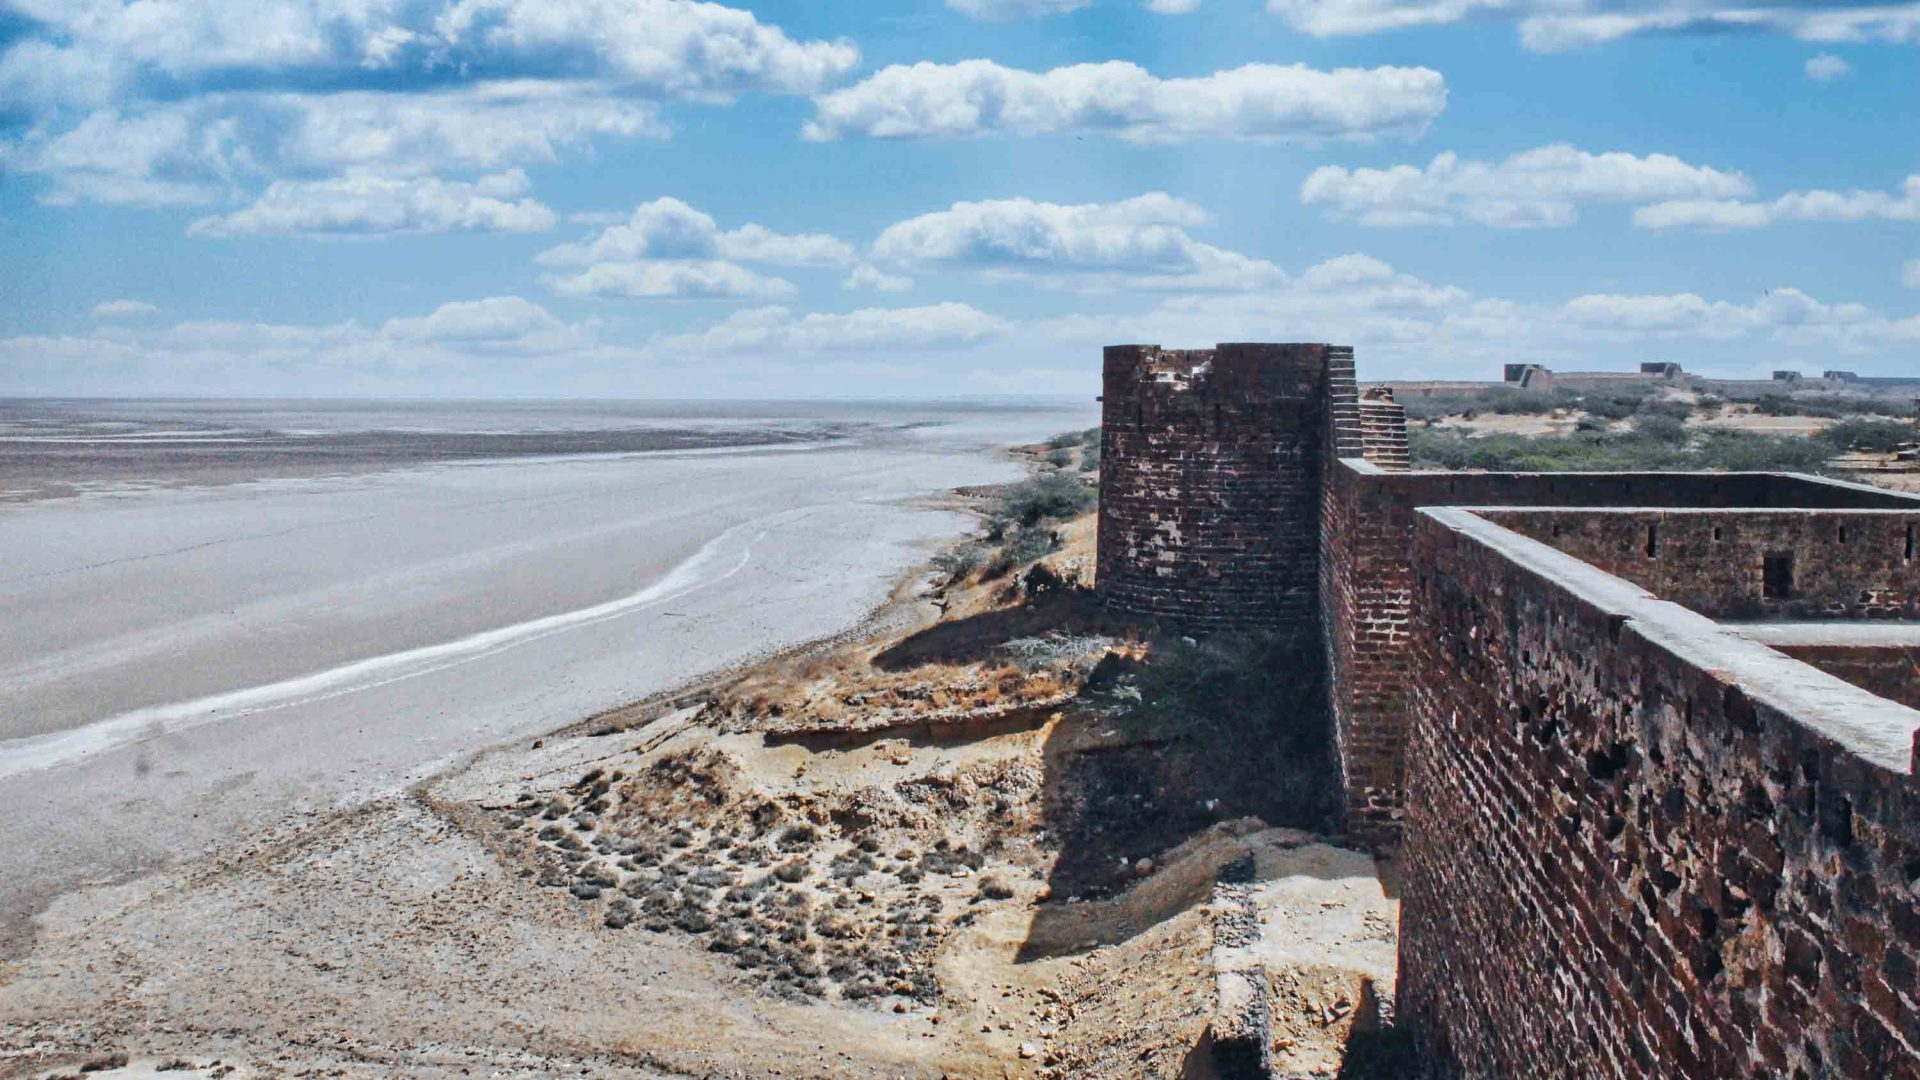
0,401,1091,954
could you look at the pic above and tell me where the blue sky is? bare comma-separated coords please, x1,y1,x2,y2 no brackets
3,0,1919,398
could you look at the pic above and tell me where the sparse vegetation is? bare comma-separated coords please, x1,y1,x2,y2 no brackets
1821,417,1917,452
1000,632,1114,674
1751,391,1916,419
1090,630,1333,829
989,471,1097,535
1408,426,1837,473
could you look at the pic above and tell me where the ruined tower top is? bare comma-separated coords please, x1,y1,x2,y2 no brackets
1096,343,1345,629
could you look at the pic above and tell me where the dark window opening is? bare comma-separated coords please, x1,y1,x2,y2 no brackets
1645,524,1659,558
1763,552,1795,600
1838,525,1849,545
1713,525,1724,542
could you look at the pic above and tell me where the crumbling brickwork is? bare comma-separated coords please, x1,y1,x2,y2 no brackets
1097,343,1338,629
1398,508,1920,1079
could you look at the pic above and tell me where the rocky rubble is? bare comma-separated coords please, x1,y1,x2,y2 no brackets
494,744,1049,1009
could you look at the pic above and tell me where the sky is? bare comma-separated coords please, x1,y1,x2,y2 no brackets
3,0,1920,399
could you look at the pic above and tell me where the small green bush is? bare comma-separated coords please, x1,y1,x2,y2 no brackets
1001,527,1056,567
1635,414,1690,443
1046,447,1075,468
931,544,986,579
1822,418,1916,452
1046,428,1098,449
993,472,1096,531
1079,441,1101,472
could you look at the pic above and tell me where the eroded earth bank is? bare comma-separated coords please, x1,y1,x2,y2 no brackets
0,441,1401,1080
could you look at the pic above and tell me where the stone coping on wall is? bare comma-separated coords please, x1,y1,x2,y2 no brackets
1728,621,1920,646
1421,506,1920,775
1336,456,1920,504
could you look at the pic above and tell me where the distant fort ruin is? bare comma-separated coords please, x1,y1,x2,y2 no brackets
1096,344,1920,1079
1388,358,1920,401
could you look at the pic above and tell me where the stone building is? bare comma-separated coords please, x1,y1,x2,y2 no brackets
1096,343,1920,1079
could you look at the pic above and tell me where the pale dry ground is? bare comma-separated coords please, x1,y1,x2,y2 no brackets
1431,412,1575,437
0,473,1395,1080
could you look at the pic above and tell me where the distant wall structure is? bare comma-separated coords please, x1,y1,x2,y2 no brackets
1096,343,1339,630
1093,343,1920,1076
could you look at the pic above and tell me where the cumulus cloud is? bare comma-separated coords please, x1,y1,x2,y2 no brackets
379,296,582,349
656,303,1009,354
538,198,855,268
947,0,1092,16
533,197,856,300
1300,145,1752,228
1146,0,1203,11
1032,252,1920,383
1,2,851,215
870,194,1285,292
1,82,665,210
1805,53,1853,81
544,261,797,300
1634,174,1920,231
0,0,859,111
187,171,557,238
1263,0,1920,50
842,265,914,292
92,299,161,320
0,295,611,396
804,60,1446,143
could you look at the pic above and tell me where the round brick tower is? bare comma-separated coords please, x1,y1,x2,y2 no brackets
1096,342,1345,629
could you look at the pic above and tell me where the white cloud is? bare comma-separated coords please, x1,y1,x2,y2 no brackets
803,60,1446,143
187,171,557,238
1264,0,1920,50
1300,145,1753,228
843,265,914,292
1805,53,1852,81
537,198,856,268
870,194,1285,292
0,296,611,396
544,261,797,300
2,82,663,211
0,2,852,217
1904,260,1920,288
1146,0,1203,11
657,303,1009,353
0,0,859,110
1028,253,1920,383
532,197,855,300
273,83,667,177
380,296,585,350
947,0,1092,16
1634,174,1920,231
92,300,160,320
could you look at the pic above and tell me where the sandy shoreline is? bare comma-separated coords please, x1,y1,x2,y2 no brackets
0,404,1092,961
